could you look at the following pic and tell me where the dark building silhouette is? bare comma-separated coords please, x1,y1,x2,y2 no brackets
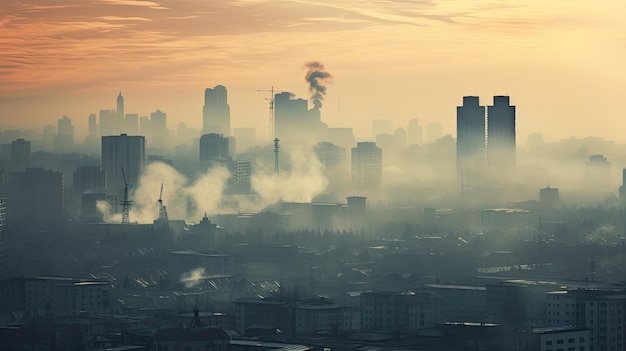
539,185,559,205
351,142,382,190
73,166,106,193
274,92,327,144
585,154,611,193
117,91,124,118
53,115,74,153
314,142,347,199
487,95,516,168
456,96,486,173
199,133,231,167
10,138,30,172
9,167,63,230
101,134,145,197
203,85,230,136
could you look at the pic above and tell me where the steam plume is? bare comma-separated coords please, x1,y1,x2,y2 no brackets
180,267,205,288
304,61,332,109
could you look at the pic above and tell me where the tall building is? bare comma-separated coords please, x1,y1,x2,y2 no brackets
99,109,121,136
274,91,327,144
585,154,611,193
351,142,382,190
151,110,167,137
53,116,74,153
230,161,252,194
456,96,486,173
117,91,124,118
407,118,423,146
10,139,30,172
203,85,230,136
101,134,145,197
487,96,516,168
124,113,138,134
9,167,63,230
73,166,106,194
314,142,347,198
199,133,231,167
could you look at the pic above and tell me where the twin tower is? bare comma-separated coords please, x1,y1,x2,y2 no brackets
456,96,516,175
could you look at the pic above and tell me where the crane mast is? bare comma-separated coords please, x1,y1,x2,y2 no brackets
120,165,132,224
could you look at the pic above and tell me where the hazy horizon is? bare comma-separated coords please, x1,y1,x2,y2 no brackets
1,1,625,142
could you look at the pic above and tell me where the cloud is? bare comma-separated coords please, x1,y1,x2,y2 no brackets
99,0,168,10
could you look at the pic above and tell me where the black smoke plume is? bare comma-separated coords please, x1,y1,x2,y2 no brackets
304,61,332,109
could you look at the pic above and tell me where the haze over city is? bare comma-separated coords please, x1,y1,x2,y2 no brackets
1,0,625,141
2,1,626,351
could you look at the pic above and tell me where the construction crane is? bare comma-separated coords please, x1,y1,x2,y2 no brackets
120,165,132,224
257,86,281,140
157,183,168,221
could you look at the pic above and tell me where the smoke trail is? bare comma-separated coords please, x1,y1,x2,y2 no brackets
304,61,332,109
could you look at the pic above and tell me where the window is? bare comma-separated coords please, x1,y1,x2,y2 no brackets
558,340,564,344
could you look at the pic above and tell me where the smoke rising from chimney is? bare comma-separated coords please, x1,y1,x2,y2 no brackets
304,61,332,110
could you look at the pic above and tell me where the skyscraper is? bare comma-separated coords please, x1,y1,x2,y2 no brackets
101,134,145,197
351,142,382,190
487,96,516,168
10,167,63,230
10,138,30,172
456,96,486,173
203,85,230,136
199,133,231,167
117,91,124,118
54,116,74,153
314,142,347,199
151,110,167,138
407,119,423,146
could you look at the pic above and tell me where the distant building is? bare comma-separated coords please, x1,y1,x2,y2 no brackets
53,116,74,153
427,122,443,143
346,196,366,229
230,161,252,195
124,113,139,134
101,134,145,197
73,166,106,193
0,276,111,313
517,326,590,351
585,154,611,193
151,109,167,138
372,119,393,137
407,118,423,145
9,167,63,230
539,186,559,205
274,92,327,144
314,142,347,199
10,138,30,172
360,290,442,332
117,91,124,118
351,142,382,190
456,96,486,173
203,85,231,136
99,109,121,136
153,308,231,351
487,96,516,169
199,133,231,167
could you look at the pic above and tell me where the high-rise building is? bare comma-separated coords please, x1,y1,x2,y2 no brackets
53,116,74,153
73,166,106,194
274,91,327,144
9,167,64,230
314,142,347,198
99,109,121,136
585,154,611,193
203,85,230,136
10,139,30,172
124,113,138,134
42,125,55,151
351,142,382,190
151,110,167,137
407,119,423,146
456,96,486,172
101,134,145,197
199,133,231,167
487,96,516,168
117,91,124,118
230,161,252,194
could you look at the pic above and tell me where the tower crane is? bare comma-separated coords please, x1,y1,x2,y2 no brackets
257,86,281,140
120,165,132,224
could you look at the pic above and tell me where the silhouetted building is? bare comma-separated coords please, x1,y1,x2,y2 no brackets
274,92,327,144
99,109,121,136
314,142,347,199
73,166,106,193
539,186,559,205
457,96,486,173
53,115,74,153
407,118,423,145
203,85,231,136
154,308,231,351
360,290,441,332
346,196,366,229
620,168,626,201
9,167,63,230
101,134,145,197
487,96,516,168
117,91,124,118
151,109,167,137
585,154,611,193
10,138,30,172
200,133,231,167
124,113,139,134
351,142,382,190
517,326,590,351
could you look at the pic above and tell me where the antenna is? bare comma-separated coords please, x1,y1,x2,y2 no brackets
120,165,132,224
274,138,280,175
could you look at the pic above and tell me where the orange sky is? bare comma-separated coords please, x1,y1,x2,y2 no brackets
0,0,624,143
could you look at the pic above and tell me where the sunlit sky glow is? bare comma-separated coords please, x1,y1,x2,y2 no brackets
0,0,624,142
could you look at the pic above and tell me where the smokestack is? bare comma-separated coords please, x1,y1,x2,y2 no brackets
274,138,280,174
304,61,332,110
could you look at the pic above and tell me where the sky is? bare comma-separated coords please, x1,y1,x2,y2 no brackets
0,0,624,143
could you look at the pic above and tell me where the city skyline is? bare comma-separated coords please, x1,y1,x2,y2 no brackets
0,1,624,142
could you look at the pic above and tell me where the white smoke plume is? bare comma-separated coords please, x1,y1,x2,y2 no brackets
180,267,206,288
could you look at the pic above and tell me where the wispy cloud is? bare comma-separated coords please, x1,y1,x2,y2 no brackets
99,0,168,10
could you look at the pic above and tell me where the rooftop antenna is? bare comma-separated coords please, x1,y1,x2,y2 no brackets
158,183,168,221
120,165,132,224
